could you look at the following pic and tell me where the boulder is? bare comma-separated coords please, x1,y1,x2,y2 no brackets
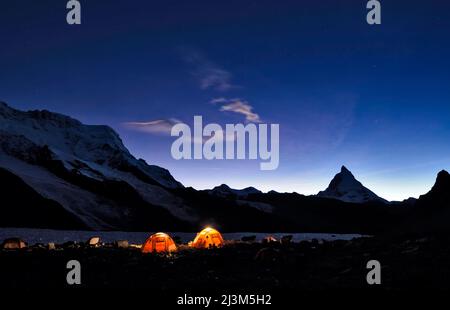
241,235,257,242
281,235,293,245
115,240,129,249
254,247,282,264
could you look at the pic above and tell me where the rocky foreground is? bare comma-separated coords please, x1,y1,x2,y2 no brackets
1,234,449,291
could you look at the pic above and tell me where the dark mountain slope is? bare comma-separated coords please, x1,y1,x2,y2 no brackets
404,170,450,233
0,167,86,229
242,191,402,234
170,187,294,232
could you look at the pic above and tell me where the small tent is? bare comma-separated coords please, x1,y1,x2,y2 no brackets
190,227,224,249
2,238,27,249
142,233,177,253
87,236,101,246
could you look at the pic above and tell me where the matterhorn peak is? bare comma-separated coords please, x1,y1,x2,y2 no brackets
317,166,387,204
341,165,352,174
339,165,356,178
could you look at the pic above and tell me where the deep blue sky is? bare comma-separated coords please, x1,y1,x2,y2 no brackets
1,0,450,200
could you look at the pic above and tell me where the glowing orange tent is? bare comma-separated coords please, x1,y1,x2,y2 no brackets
190,227,224,249
141,232,177,253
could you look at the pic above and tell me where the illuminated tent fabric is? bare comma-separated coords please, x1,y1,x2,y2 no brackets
87,237,100,246
2,238,27,249
190,227,224,249
141,232,177,253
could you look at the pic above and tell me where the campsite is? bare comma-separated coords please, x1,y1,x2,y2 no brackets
1,1,450,297
1,228,450,290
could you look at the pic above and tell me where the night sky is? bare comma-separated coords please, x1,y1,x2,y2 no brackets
1,0,450,200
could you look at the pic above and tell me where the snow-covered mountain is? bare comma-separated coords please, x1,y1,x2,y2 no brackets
0,102,289,231
3,102,447,234
317,166,387,204
205,184,273,213
207,184,262,198
0,102,181,189
0,102,196,230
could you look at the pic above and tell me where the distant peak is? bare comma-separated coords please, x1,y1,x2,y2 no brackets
340,165,349,172
210,184,261,197
437,170,450,179
419,169,450,201
216,184,231,190
434,170,450,188
340,165,354,178
243,186,257,191
317,165,387,203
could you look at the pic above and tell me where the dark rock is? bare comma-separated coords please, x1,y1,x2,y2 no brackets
115,240,129,249
62,241,79,249
254,248,282,264
281,235,293,245
241,235,257,242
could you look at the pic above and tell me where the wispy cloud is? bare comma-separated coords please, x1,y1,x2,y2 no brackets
181,48,237,92
123,117,236,144
123,118,181,135
209,97,228,104
211,98,261,123
200,68,233,91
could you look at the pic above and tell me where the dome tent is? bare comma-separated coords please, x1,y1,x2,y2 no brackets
142,232,177,253
190,227,224,249
2,238,27,250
